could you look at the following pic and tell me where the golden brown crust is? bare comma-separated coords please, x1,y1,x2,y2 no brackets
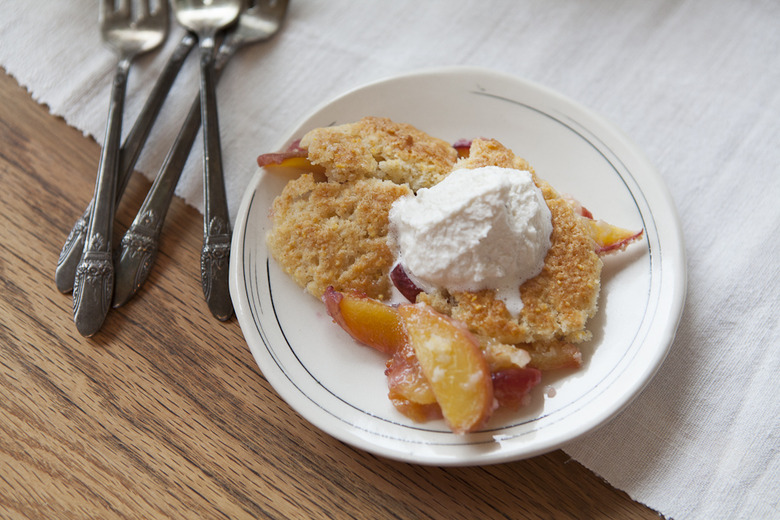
457,138,557,199
525,340,583,371
456,137,533,172
266,174,412,300
300,116,458,191
267,128,603,372
417,139,602,345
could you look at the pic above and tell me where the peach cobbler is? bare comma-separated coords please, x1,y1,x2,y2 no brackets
258,117,642,433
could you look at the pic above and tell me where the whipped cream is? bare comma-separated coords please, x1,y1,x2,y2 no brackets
388,166,553,314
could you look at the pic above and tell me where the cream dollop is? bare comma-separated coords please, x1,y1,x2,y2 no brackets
388,166,552,314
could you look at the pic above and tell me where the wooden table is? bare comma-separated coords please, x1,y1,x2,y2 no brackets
0,68,661,519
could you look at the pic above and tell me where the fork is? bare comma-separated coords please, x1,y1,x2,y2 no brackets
113,0,289,308
172,0,242,321
55,30,197,295
72,0,168,337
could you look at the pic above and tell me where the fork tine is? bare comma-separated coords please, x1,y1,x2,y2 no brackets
247,0,285,16
116,0,130,17
154,0,169,16
266,0,288,17
271,0,288,13
100,0,115,17
136,0,167,18
135,0,150,18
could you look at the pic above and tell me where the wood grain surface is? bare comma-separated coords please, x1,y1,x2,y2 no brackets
0,68,661,520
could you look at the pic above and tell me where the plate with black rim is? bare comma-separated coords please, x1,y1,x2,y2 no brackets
229,66,686,466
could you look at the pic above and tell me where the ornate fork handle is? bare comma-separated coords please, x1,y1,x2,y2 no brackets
113,43,238,310
113,93,202,306
72,58,130,337
116,0,289,313
198,35,234,321
56,33,196,294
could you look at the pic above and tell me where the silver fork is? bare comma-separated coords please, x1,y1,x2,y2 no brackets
171,0,242,321
72,0,168,337
113,0,289,309
55,30,197,295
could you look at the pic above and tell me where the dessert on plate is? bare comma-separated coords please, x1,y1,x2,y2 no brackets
257,117,642,433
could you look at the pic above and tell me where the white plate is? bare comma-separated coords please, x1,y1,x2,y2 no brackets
229,66,686,466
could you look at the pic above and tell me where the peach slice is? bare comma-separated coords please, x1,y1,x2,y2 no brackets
398,303,494,434
452,139,472,159
563,195,643,254
390,264,422,302
322,287,405,355
585,218,644,254
260,155,325,175
385,342,441,422
321,289,443,422
388,398,442,423
256,139,325,174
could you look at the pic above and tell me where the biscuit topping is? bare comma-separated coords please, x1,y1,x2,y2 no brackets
260,118,644,433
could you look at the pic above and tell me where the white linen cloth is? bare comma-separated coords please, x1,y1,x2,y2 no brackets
2,1,778,518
